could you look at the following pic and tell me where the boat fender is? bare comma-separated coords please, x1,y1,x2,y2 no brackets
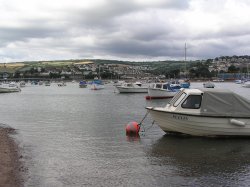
125,121,140,135
230,119,246,127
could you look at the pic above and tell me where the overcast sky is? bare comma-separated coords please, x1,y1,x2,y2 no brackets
0,0,249,62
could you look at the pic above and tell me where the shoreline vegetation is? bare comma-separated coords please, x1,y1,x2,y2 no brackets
0,126,24,187
0,58,249,81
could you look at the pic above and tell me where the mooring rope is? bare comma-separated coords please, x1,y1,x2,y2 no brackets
138,110,150,126
138,110,155,134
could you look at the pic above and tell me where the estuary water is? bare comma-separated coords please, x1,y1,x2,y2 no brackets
0,82,250,187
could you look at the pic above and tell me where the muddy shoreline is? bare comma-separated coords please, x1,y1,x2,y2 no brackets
0,126,24,187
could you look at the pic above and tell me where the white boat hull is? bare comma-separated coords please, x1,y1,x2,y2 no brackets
0,87,21,93
203,82,215,88
147,88,176,99
147,108,250,136
79,84,87,88
242,82,250,88
116,86,148,93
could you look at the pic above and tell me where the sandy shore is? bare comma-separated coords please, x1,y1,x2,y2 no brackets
0,126,24,187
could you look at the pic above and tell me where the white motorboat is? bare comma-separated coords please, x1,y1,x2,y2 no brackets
203,81,215,88
45,81,51,86
146,88,250,137
116,82,148,93
19,81,26,87
0,83,21,93
235,79,243,84
242,81,250,88
58,82,66,87
9,82,18,87
147,82,181,99
38,81,43,85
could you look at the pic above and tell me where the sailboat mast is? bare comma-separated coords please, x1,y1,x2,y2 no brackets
98,65,100,79
184,43,187,78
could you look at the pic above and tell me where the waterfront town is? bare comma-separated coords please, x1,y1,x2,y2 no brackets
0,55,249,81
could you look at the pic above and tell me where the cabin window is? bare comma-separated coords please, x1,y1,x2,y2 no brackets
162,84,170,90
181,95,202,109
156,84,162,88
173,93,187,107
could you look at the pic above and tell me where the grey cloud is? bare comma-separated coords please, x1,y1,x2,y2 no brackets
1,0,250,61
66,0,190,28
0,21,63,47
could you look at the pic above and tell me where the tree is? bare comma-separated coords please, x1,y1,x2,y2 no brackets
166,69,180,78
228,65,239,73
49,72,61,78
14,71,20,78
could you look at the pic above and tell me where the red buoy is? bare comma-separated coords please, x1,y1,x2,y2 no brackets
125,121,140,135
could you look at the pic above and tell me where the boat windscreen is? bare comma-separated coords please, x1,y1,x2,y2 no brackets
181,95,202,109
173,93,187,107
169,90,183,105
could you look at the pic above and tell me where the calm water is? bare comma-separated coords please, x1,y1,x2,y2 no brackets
0,82,250,187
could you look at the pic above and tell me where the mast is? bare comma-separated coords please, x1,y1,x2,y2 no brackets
98,65,101,79
184,43,187,78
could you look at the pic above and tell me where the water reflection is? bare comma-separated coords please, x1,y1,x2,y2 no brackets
148,135,250,186
126,134,141,142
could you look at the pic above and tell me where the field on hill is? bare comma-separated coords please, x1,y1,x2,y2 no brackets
0,63,25,73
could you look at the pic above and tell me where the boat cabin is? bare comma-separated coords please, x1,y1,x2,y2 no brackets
150,82,181,91
166,88,250,117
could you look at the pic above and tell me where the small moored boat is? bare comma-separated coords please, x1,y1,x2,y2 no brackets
19,81,26,87
90,79,104,90
0,82,21,93
58,82,66,87
116,82,148,93
146,88,250,137
242,81,250,88
203,81,215,88
235,79,243,84
79,80,87,88
45,81,51,86
147,82,181,99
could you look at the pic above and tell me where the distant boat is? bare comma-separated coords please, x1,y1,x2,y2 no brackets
146,82,181,99
212,79,224,82
242,81,250,88
58,82,66,87
31,81,38,85
9,82,18,87
116,82,148,93
0,83,21,93
178,79,190,88
235,79,243,84
90,78,104,90
79,80,87,88
45,81,51,86
203,82,215,88
19,81,26,87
